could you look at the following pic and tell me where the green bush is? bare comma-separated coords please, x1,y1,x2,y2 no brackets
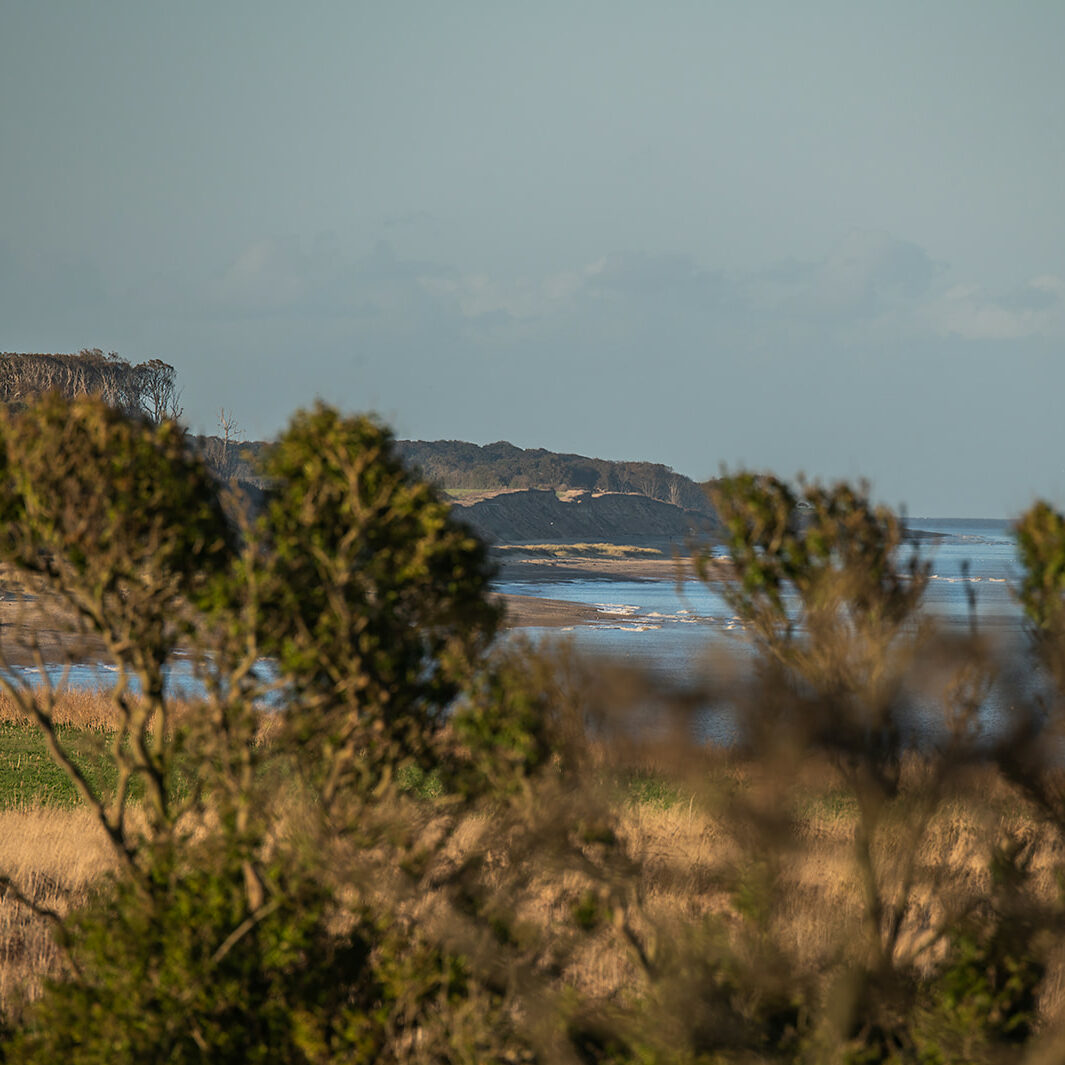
0,397,528,1063
246,405,500,804
7,845,379,1065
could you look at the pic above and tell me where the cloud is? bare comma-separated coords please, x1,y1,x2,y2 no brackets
206,238,458,323
211,238,311,312
203,231,1063,360
416,250,719,325
743,231,940,321
927,275,1065,340
208,232,931,332
418,269,578,320
815,231,938,308
584,251,709,297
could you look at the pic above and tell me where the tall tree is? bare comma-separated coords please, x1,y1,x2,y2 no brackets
0,350,181,423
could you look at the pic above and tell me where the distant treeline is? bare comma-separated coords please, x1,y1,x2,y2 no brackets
189,435,270,485
0,352,715,517
396,439,716,514
0,349,182,423
191,435,716,515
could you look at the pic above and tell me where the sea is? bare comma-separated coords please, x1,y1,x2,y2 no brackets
496,518,1035,743
498,519,1021,665
5,519,1037,743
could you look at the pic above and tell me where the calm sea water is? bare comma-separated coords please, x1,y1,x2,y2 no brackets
497,519,1034,742
5,520,1029,730
499,519,1021,663
3,653,284,704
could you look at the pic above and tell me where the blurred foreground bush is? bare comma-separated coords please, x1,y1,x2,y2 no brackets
3,401,1065,1062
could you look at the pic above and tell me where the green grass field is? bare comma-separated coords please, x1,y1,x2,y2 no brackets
0,722,119,807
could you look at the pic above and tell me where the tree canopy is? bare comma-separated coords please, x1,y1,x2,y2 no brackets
0,349,181,423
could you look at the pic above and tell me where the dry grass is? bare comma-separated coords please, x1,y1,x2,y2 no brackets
0,686,280,739
3,724,1065,1042
0,688,132,730
350,752,1065,1028
0,807,113,1016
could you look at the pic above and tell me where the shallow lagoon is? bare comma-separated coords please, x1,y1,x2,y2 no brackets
2,520,1035,742
499,519,1021,658
497,519,1035,744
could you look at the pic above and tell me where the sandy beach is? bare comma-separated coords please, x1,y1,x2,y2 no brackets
495,548,727,628
496,594,624,628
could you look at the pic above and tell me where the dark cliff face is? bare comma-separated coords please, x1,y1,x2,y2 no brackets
451,489,719,545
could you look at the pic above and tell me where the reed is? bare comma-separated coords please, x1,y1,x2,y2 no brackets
4,747,1063,1037
0,807,111,1018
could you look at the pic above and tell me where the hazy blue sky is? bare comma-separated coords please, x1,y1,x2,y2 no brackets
3,2,1063,516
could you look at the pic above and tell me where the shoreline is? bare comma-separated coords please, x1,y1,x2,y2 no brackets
0,552,728,646
494,550,727,629
496,594,626,629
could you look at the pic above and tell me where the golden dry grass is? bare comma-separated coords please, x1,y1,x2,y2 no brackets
362,754,1065,1027
0,688,132,730
0,686,281,740
3,719,1065,1041
0,807,112,1016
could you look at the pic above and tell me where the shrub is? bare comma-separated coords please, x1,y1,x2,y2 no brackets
7,844,379,1065
0,398,523,1063
246,405,500,804
0,395,234,861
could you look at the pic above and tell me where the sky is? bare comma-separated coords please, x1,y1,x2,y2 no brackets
2,1,1064,517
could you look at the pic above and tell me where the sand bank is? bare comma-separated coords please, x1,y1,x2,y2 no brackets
495,550,729,628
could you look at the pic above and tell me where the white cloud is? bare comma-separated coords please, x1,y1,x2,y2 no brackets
414,251,715,322
210,238,317,312
584,251,706,296
927,275,1065,340
208,238,450,321
816,231,938,308
204,233,1064,354
743,231,940,322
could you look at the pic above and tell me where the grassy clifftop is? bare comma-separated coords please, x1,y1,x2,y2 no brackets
450,486,719,544
195,434,721,543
